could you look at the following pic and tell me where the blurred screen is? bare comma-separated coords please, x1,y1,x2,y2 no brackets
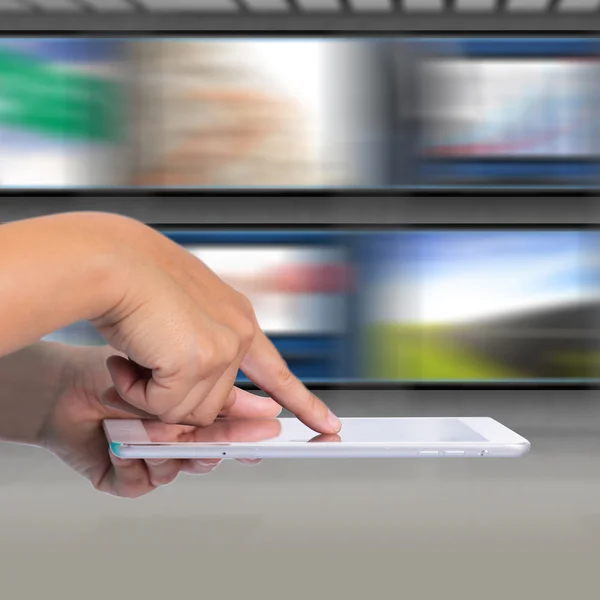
2,36,598,189
130,39,340,188
410,38,600,185
43,234,352,382
43,228,600,385
45,243,350,339
0,37,351,189
0,38,128,188
419,59,600,158
188,245,349,335
362,230,600,382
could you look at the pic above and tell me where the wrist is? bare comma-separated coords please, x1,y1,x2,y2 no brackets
0,211,151,444
56,212,164,323
46,212,136,321
0,212,138,356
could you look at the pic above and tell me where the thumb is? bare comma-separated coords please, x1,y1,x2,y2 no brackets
105,355,154,414
105,350,205,423
101,387,154,419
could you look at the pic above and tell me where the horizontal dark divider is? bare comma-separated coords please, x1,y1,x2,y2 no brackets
235,380,600,391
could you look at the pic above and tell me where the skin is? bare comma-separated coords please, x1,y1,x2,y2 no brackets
0,212,342,495
0,343,285,498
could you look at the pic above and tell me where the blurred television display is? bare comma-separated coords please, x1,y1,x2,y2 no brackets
361,230,600,382
44,230,353,383
44,228,600,385
0,38,128,188
129,39,343,188
2,36,599,189
419,60,599,158
412,38,600,185
0,37,351,189
187,245,348,335
180,231,352,383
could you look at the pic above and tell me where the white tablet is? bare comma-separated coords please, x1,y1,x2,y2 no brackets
104,417,530,460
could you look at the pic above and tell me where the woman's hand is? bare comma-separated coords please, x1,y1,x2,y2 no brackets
37,344,285,498
87,213,340,434
0,212,341,435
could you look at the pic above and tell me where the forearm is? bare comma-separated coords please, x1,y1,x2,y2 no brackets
0,342,70,445
0,212,127,358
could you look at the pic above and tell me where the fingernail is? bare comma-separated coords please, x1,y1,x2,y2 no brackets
147,459,167,466
327,410,342,433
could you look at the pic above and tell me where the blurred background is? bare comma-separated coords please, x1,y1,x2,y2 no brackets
44,227,600,384
9,35,596,384
2,3,600,599
2,36,599,189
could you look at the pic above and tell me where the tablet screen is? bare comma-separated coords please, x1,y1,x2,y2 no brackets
129,418,488,445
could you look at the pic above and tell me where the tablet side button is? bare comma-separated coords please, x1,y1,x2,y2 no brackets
444,450,465,456
418,450,439,456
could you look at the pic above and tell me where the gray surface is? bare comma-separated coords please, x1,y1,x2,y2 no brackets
456,0,497,10
2,390,600,600
0,11,599,30
559,0,600,10
349,0,393,10
296,0,341,11
0,194,596,225
403,0,445,11
507,0,551,10
242,0,291,10
136,0,239,10
0,0,29,10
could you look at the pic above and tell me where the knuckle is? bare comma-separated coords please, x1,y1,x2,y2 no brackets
237,292,256,322
225,293,257,349
236,292,256,321
93,475,148,499
219,333,240,365
294,390,320,422
276,362,296,390
192,342,219,374
150,472,177,487
159,412,183,425
193,410,220,428
237,315,256,348
160,345,206,386
303,391,320,415
91,479,105,493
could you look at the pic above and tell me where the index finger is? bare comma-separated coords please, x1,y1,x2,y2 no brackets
240,331,341,435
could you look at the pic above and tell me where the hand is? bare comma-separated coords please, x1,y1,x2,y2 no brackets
39,345,285,498
0,212,340,436
81,213,340,434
